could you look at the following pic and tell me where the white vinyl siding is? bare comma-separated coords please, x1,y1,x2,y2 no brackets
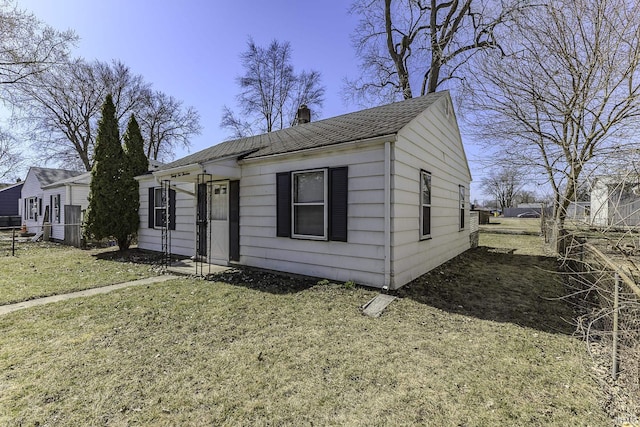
391,94,471,288
137,178,195,257
240,145,387,286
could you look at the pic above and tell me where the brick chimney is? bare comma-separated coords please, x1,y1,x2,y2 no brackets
295,104,311,125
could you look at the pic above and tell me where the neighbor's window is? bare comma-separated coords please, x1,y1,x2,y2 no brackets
292,169,327,239
27,197,38,220
53,194,61,223
154,187,167,228
420,170,431,238
459,185,465,230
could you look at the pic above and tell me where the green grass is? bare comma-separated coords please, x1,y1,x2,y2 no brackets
480,216,543,234
0,233,610,425
480,232,553,256
0,242,158,305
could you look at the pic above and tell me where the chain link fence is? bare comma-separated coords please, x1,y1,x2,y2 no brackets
546,219,640,418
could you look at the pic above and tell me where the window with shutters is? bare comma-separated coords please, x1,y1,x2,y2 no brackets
292,169,327,239
277,167,348,242
420,170,431,239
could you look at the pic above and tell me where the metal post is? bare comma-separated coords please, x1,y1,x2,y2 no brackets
612,273,620,380
12,227,15,256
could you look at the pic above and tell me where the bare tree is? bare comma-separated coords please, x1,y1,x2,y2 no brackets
221,38,325,137
346,0,525,104
0,0,76,94
10,59,150,170
137,90,202,161
468,0,640,237
0,128,22,180
481,166,525,210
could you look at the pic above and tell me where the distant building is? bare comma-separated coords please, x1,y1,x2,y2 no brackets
591,175,640,228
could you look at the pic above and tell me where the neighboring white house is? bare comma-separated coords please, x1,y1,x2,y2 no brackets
136,91,472,290
20,161,163,244
40,171,92,241
20,167,85,237
591,175,640,228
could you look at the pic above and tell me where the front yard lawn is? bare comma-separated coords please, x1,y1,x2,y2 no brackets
0,234,609,425
0,242,158,305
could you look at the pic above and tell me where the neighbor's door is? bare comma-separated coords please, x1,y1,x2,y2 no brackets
208,182,229,264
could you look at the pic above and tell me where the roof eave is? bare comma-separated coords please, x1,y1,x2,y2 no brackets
238,134,397,164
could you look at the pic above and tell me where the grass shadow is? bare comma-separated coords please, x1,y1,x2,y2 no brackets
396,247,575,335
92,248,168,265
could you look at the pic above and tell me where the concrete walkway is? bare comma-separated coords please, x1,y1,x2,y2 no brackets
0,275,179,316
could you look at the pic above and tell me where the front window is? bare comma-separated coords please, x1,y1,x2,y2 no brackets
421,171,431,238
154,187,167,228
292,169,327,239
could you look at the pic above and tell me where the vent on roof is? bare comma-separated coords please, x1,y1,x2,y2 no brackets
295,104,311,125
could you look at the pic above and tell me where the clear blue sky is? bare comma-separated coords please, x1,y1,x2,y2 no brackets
15,0,487,202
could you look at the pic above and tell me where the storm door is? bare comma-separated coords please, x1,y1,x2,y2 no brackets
208,182,229,264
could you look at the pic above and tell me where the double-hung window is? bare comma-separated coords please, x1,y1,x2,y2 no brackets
420,170,431,238
292,169,327,239
27,197,38,220
52,194,61,223
459,185,465,230
148,187,176,230
276,167,348,241
154,187,167,228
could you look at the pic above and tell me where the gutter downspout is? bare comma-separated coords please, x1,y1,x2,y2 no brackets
384,141,391,289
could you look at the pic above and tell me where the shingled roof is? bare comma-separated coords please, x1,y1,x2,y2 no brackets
161,92,446,170
30,167,83,187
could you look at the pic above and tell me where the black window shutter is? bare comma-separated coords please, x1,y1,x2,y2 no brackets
38,198,42,216
168,189,176,230
276,172,291,237
329,167,348,242
229,180,240,261
148,187,155,228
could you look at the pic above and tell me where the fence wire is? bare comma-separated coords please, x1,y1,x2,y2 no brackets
547,222,640,418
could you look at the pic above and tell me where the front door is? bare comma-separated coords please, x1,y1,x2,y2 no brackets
208,182,229,264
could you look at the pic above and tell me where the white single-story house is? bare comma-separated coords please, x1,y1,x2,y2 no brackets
136,91,472,289
40,171,92,242
20,167,85,238
591,175,640,228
